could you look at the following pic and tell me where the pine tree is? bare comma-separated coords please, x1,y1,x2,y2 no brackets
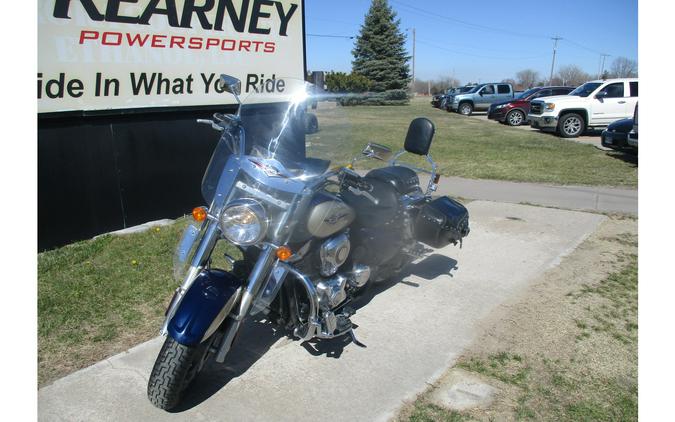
352,0,410,92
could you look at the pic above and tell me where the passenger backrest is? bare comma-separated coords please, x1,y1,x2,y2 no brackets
404,117,435,156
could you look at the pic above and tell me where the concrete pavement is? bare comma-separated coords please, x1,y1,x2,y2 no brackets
38,201,606,422
424,175,637,215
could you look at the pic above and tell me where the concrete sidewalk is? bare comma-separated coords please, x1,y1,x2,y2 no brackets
418,175,637,215
38,201,606,422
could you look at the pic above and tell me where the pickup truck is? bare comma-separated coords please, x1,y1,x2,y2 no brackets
528,78,639,138
450,83,514,115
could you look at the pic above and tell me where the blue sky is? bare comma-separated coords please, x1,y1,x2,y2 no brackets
304,0,638,84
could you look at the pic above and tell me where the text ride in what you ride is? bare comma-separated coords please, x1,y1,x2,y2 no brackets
37,72,287,99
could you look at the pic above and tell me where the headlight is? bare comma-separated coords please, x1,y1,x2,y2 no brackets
545,103,556,111
219,199,268,245
495,104,507,109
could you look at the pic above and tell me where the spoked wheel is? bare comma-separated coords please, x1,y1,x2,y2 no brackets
506,109,525,126
147,335,216,410
458,102,473,116
558,113,585,138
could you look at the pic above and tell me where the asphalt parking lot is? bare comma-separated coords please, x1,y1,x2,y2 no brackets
465,112,612,150
38,200,605,422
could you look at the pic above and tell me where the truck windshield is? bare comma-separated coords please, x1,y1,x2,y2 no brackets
570,82,602,97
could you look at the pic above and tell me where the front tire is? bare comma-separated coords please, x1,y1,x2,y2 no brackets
506,109,525,126
458,102,473,116
558,113,585,138
147,336,211,410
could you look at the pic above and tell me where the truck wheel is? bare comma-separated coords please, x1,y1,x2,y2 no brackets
558,113,585,138
506,110,525,126
458,102,473,116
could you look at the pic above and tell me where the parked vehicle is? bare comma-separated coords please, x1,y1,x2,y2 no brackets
450,83,515,115
601,118,636,154
627,103,638,148
488,86,574,126
442,85,475,111
528,78,639,138
147,75,470,410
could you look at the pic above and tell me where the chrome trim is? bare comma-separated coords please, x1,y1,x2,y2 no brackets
277,262,321,342
219,198,268,246
235,180,291,209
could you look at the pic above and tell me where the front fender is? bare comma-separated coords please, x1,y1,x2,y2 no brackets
168,269,242,346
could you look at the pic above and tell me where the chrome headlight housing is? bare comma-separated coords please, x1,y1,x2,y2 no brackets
219,199,268,245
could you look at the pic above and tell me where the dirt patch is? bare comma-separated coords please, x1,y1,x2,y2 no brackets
398,216,637,421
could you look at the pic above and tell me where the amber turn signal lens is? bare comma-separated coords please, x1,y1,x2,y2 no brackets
192,206,207,222
276,245,292,261
433,173,441,184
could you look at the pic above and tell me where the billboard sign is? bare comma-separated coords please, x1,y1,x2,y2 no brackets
38,0,305,113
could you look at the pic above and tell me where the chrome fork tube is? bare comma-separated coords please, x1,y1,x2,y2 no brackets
215,244,277,362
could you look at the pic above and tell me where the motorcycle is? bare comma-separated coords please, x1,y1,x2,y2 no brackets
147,75,470,410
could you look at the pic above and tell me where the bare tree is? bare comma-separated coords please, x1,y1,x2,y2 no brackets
609,57,637,78
516,69,540,89
556,65,591,87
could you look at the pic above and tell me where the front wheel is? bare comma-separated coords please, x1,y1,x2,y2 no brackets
506,109,525,126
147,336,212,410
458,102,473,116
558,113,585,138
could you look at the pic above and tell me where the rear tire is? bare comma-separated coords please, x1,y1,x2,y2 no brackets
147,336,211,410
557,113,585,138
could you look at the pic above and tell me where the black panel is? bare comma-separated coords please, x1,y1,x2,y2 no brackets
38,109,230,251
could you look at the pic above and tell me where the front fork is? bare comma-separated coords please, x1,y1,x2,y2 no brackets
160,217,279,361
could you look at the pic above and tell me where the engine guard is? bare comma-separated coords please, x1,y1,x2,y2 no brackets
167,269,242,346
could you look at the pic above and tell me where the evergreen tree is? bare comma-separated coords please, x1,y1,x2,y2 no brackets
352,0,410,92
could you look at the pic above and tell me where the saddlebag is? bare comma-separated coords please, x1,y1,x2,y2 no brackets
414,196,470,248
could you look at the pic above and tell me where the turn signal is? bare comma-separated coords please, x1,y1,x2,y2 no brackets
192,206,207,222
276,245,293,261
433,173,441,184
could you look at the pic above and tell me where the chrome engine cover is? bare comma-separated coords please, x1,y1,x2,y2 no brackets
319,233,350,277
316,274,348,311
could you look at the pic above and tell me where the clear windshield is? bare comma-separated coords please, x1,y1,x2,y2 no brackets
201,78,353,202
516,88,539,99
570,82,602,97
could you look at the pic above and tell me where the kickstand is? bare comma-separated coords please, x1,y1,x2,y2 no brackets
349,329,367,348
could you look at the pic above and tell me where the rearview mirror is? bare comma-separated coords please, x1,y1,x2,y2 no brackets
219,74,241,96
595,91,607,100
362,143,392,161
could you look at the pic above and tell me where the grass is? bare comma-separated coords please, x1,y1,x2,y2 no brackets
37,217,240,386
400,232,638,422
308,97,637,187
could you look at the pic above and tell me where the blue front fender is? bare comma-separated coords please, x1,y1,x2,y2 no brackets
168,269,242,346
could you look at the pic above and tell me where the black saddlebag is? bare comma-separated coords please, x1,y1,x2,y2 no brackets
414,196,470,248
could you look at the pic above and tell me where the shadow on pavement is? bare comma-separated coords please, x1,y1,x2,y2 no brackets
170,253,459,412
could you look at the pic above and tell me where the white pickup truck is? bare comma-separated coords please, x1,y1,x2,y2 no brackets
528,78,638,138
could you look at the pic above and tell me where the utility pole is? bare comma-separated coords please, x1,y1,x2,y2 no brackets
599,54,610,78
549,36,562,84
411,28,416,89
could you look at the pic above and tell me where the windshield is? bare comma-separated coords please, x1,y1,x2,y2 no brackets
201,77,353,202
516,88,539,99
570,82,602,97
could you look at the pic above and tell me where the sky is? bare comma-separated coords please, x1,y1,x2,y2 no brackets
304,0,638,84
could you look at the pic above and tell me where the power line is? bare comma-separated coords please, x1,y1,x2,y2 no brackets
416,38,547,61
306,33,354,39
391,0,548,39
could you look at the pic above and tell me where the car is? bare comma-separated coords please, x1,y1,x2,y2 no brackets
627,103,638,148
442,85,476,111
528,78,639,138
487,86,574,126
450,83,515,115
601,118,636,154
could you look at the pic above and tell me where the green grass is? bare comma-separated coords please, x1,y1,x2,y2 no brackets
37,217,240,386
308,98,637,187
402,249,638,422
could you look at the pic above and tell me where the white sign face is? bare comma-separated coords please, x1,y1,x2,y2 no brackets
38,0,305,113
